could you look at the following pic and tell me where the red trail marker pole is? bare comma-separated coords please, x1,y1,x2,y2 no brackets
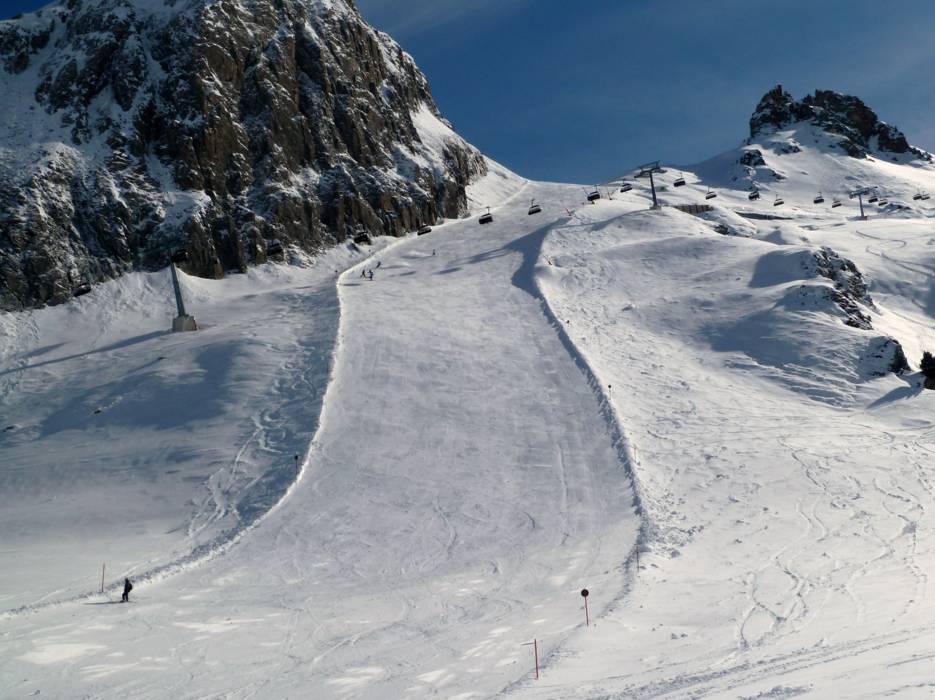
581,588,590,627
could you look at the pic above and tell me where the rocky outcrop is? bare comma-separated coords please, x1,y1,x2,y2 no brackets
0,0,488,310
795,246,873,330
749,85,930,161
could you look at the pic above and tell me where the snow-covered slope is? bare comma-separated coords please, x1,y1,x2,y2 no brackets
522,195,935,699
1,88,934,699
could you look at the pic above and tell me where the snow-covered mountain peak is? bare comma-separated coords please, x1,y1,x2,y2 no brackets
749,84,930,161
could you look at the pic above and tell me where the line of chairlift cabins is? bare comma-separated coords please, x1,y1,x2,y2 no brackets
468,168,931,226
69,172,932,298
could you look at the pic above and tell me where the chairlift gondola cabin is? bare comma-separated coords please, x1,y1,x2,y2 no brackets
479,207,494,225
831,198,842,208
773,195,784,207
619,181,633,193
913,192,923,201
705,188,717,200
587,189,601,203
878,198,888,206
673,173,686,188
417,225,432,235
528,199,542,215
266,239,283,256
922,192,931,201
748,189,760,201
868,193,879,204
73,281,92,297
813,192,825,204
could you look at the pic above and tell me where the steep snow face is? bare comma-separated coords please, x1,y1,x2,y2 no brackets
0,0,487,310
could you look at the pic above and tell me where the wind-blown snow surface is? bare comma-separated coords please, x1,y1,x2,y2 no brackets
2,137,935,698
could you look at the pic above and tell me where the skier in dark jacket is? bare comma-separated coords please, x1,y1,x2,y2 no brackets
368,270,374,281
122,577,133,602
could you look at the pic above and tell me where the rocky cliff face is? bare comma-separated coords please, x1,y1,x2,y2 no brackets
0,0,488,310
749,84,930,161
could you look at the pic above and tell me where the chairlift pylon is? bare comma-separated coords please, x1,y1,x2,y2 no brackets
479,207,493,225
528,199,542,215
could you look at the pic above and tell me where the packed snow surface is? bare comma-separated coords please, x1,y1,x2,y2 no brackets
1,137,935,699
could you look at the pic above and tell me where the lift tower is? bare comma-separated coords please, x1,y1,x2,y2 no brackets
635,161,666,210
848,186,876,220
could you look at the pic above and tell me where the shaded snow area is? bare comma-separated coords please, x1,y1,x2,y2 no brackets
2,134,935,699
0,243,386,614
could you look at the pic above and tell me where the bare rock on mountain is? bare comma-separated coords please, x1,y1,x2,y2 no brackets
749,84,930,161
0,0,487,310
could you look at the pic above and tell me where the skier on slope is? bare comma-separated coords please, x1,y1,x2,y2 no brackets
360,269,367,278
122,577,133,602
368,270,374,281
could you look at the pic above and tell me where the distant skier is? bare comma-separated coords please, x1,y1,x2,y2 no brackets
121,577,133,603
375,261,382,269
360,269,367,278
368,270,374,281
432,249,436,256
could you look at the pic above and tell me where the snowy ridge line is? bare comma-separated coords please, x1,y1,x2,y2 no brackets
0,246,399,619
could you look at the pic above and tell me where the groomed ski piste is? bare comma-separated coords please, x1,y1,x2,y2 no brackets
2,124,935,698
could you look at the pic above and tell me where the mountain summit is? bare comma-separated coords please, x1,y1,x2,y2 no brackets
0,0,487,310
749,84,929,161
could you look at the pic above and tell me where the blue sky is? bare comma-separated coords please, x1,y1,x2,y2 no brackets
4,0,935,183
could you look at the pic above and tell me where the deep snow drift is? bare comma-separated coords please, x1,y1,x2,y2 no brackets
2,121,935,699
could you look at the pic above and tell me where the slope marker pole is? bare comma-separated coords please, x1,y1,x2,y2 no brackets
522,639,539,679
101,562,105,594
581,588,590,626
